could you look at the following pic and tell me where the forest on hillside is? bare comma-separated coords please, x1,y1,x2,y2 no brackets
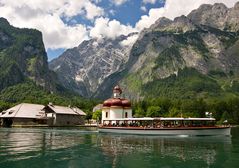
0,81,239,124
132,97,239,124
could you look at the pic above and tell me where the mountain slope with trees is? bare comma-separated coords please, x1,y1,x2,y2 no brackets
119,2,239,99
0,18,98,116
0,17,58,91
50,2,239,100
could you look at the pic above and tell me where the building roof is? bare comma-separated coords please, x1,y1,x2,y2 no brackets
113,85,122,94
0,103,45,119
103,98,131,108
46,105,86,116
103,85,131,108
102,117,216,121
93,104,103,112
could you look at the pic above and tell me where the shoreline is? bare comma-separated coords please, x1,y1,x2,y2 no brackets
0,124,97,128
0,125,238,129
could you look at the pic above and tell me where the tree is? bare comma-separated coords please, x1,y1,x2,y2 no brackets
134,107,145,117
92,110,102,122
167,107,181,117
85,111,93,123
0,101,11,112
146,106,161,117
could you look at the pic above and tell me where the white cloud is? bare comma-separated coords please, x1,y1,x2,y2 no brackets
136,7,164,31
136,0,238,31
111,0,128,6
92,0,102,3
143,0,157,4
141,6,147,12
84,2,104,20
120,34,139,46
90,17,136,39
0,0,238,52
0,0,103,49
162,0,238,19
0,0,104,19
109,9,116,15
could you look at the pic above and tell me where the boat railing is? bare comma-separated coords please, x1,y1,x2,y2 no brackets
100,117,224,129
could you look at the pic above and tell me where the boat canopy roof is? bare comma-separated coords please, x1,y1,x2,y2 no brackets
159,117,215,121
103,117,216,121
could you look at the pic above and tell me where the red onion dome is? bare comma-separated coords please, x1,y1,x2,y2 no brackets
122,99,131,107
103,98,112,107
111,98,122,107
113,85,122,94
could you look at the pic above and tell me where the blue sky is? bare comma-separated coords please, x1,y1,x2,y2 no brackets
96,0,165,26
46,0,165,60
0,0,238,61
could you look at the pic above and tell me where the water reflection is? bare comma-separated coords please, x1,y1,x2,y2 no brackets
0,127,235,168
97,134,231,167
0,128,97,163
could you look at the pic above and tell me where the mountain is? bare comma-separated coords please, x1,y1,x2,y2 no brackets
50,2,239,99
0,18,98,114
0,17,57,92
49,33,138,97
188,2,239,31
121,2,239,99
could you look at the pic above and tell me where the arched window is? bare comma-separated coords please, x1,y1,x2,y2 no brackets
106,112,108,118
125,112,128,118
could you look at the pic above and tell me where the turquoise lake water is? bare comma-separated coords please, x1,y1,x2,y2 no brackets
0,127,239,168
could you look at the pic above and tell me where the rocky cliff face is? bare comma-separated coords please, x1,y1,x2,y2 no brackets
49,33,138,97
188,2,239,31
50,2,239,99
0,18,56,91
120,2,239,99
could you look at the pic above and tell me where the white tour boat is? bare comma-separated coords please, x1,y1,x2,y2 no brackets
99,85,230,136
98,117,231,136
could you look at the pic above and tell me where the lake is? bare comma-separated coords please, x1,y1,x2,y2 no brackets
0,127,239,168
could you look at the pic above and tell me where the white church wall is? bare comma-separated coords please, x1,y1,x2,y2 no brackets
102,108,110,121
110,107,123,119
124,109,132,118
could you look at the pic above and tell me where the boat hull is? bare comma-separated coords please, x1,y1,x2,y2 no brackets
98,127,231,136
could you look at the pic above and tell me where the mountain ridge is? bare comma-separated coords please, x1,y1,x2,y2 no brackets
50,2,239,99
0,17,58,93
49,33,138,97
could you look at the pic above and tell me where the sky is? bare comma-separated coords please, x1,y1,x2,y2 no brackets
0,0,238,61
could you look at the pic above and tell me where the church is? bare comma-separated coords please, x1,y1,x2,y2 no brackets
102,85,132,125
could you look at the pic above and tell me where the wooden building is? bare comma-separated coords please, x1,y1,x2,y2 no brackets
44,104,86,126
0,103,46,127
0,103,86,127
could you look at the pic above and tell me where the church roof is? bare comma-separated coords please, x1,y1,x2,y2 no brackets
103,98,131,108
113,85,122,94
103,85,131,108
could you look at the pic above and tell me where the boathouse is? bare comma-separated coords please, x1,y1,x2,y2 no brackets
102,85,132,125
0,103,86,127
44,103,86,126
0,103,46,127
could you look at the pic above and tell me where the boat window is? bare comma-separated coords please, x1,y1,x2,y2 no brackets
125,112,128,118
106,112,108,118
